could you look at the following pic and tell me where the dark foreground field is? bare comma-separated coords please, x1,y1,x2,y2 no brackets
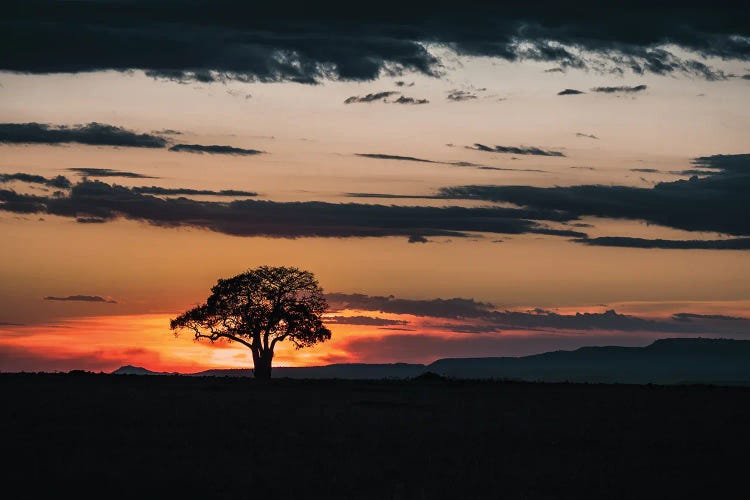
3,374,749,499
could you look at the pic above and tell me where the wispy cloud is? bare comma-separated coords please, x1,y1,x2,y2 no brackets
168,144,264,156
466,143,565,157
591,84,647,93
43,295,117,304
67,168,157,179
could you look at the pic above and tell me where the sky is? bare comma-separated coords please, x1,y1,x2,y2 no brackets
1,0,749,372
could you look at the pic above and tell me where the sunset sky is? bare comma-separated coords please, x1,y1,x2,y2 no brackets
1,1,749,372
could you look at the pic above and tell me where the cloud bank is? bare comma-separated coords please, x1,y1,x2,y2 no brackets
2,1,746,83
439,153,750,241
0,178,584,239
0,122,167,148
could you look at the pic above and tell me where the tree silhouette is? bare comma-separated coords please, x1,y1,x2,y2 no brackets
170,266,331,379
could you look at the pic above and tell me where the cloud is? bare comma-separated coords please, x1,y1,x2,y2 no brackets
408,234,429,243
394,81,414,87
326,292,750,336
576,133,599,139
558,88,585,95
43,295,117,304
0,122,167,148
326,293,495,318
672,313,746,322
0,178,586,239
447,90,478,101
0,173,71,188
392,95,429,105
326,315,409,326
355,153,546,172
3,2,745,83
131,187,258,197
575,236,750,250
67,168,157,179
75,216,107,223
630,168,660,173
356,153,435,164
466,143,565,157
591,84,648,93
168,144,264,155
439,153,750,237
151,129,182,135
344,92,399,104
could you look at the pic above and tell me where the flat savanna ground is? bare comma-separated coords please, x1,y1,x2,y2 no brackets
2,374,748,499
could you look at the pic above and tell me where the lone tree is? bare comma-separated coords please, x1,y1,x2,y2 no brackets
170,266,331,379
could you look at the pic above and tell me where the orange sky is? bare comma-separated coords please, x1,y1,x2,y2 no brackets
1,52,749,372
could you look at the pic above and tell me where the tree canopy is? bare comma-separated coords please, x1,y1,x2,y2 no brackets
170,266,330,378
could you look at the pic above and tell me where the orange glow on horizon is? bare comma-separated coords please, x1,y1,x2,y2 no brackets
2,300,749,373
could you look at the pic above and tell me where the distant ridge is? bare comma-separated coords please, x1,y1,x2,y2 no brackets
428,338,750,385
110,338,750,385
111,365,177,376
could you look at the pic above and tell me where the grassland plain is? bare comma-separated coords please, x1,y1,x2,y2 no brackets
2,374,749,499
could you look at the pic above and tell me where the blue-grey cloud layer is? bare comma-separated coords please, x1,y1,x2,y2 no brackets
0,178,584,239
2,1,746,82
440,154,750,240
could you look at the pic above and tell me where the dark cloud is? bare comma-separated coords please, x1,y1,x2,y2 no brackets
576,133,599,139
591,84,648,93
0,179,585,239
76,217,107,224
0,122,167,148
575,236,750,250
0,173,71,188
630,168,660,173
67,168,157,179
151,129,182,135
356,153,436,164
131,187,258,197
447,90,478,101
467,143,565,157
3,2,745,83
327,292,750,335
344,92,399,104
43,295,117,304
168,144,264,156
355,153,546,172
326,315,409,326
439,153,750,238
545,67,565,73
742,74,750,80
672,313,746,322
408,234,429,243
326,293,495,318
558,88,585,95
394,81,414,87
392,95,429,105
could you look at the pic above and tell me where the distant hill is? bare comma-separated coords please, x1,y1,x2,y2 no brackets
111,365,177,376
427,338,750,385
111,338,750,385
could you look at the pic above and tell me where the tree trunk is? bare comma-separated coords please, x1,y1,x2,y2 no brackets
252,350,273,380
